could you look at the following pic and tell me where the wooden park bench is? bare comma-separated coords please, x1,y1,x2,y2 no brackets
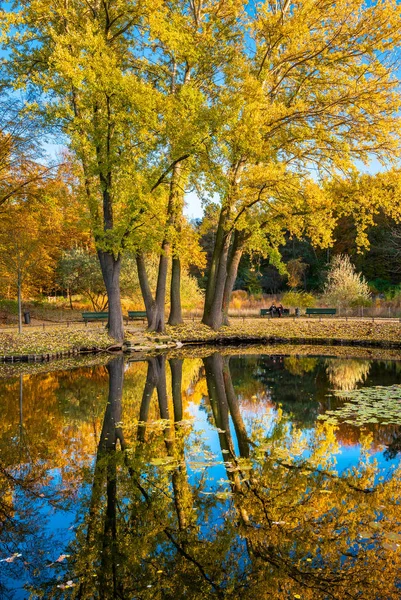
82,311,108,324
260,308,290,317
128,310,147,321
305,308,336,317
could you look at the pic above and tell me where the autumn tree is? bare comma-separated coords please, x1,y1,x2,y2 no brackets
57,248,108,311
323,254,371,308
286,258,308,289
0,90,58,207
3,0,164,341
201,0,401,329
0,162,86,330
133,0,242,331
3,0,239,336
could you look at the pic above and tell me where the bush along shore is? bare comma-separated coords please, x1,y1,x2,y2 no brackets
1,318,401,362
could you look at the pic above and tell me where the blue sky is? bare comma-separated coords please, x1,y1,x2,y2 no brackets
184,190,204,220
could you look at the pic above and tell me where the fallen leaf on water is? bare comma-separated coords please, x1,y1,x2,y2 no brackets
57,580,75,589
0,553,22,563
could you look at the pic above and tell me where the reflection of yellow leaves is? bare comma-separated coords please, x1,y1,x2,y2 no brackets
325,359,370,391
383,542,399,551
57,580,75,589
185,377,208,405
284,357,318,376
384,532,401,543
360,430,374,452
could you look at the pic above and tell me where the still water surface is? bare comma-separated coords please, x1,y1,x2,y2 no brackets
1,350,401,599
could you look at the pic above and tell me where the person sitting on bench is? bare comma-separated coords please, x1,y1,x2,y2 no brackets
269,302,277,316
277,303,284,317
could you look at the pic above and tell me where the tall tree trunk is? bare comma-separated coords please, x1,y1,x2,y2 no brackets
136,253,157,330
222,230,245,326
168,161,185,326
202,161,245,330
153,161,185,332
168,257,183,326
17,268,22,334
136,248,171,332
202,224,246,330
153,246,169,333
137,162,184,332
202,225,232,330
98,250,124,342
202,206,229,323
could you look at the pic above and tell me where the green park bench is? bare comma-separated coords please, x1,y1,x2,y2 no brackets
128,311,147,321
82,312,108,324
260,308,290,317
305,308,336,317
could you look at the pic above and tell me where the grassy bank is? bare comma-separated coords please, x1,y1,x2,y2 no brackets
1,317,401,359
165,317,401,346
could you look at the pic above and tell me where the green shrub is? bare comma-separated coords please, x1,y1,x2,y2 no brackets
0,299,18,314
281,291,316,308
368,278,392,294
384,285,401,302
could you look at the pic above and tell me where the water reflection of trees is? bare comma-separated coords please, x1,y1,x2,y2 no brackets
325,359,371,391
1,354,401,598
0,370,100,599
30,353,401,599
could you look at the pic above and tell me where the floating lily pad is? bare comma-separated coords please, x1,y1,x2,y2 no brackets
318,385,401,426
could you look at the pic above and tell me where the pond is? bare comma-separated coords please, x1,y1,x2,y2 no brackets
1,348,401,599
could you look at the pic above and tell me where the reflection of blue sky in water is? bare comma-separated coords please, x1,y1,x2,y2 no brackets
1,353,401,598
187,371,401,496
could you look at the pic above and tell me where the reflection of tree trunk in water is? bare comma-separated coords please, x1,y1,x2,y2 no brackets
79,356,125,600
150,357,194,532
156,355,174,458
99,356,125,452
203,354,249,524
203,354,235,459
124,356,223,597
137,358,159,443
19,374,23,448
170,358,183,423
100,356,125,600
223,357,249,458
18,373,30,466
169,358,193,532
